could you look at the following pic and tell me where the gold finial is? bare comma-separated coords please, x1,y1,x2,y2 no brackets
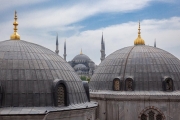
134,21,145,45
10,11,20,40
80,48,83,55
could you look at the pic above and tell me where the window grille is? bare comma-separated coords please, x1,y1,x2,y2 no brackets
57,84,65,106
114,79,120,91
140,108,164,120
126,78,133,91
149,111,155,120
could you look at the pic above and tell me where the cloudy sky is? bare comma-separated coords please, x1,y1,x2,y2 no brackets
0,0,180,64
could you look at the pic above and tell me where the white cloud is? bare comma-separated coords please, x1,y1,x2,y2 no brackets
63,17,180,65
16,0,152,29
1,17,180,65
0,0,48,12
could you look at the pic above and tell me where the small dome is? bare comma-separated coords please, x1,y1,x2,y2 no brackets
90,45,180,91
74,64,88,70
0,40,89,107
134,37,145,45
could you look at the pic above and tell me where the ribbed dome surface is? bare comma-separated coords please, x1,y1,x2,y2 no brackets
72,54,90,62
0,40,88,107
90,45,180,91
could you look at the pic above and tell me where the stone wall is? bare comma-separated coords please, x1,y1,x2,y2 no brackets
45,108,96,120
0,107,97,120
91,91,180,120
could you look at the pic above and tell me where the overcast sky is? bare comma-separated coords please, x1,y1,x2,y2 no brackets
0,0,180,64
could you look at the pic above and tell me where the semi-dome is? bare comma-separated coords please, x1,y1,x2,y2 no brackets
90,45,180,91
74,64,88,70
0,40,89,107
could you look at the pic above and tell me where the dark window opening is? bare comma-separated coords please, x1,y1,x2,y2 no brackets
125,78,133,91
141,114,147,120
165,78,173,91
57,84,65,106
53,79,69,106
156,114,162,120
149,111,155,120
113,78,120,91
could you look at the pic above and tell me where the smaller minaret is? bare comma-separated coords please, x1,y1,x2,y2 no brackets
100,32,106,62
55,34,59,54
154,39,156,47
63,40,67,61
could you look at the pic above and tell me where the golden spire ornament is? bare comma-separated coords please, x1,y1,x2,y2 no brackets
10,11,20,40
80,48,83,55
134,21,145,45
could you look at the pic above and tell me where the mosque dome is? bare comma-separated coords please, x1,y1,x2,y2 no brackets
90,45,180,91
0,40,89,107
0,11,97,120
90,22,179,91
72,50,91,63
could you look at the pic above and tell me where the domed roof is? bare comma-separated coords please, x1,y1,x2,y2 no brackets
0,40,89,107
74,64,88,70
89,45,180,91
72,54,91,62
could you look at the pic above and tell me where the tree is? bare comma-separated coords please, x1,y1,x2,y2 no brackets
80,76,87,81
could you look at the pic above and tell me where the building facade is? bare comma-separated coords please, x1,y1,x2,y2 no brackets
89,22,180,120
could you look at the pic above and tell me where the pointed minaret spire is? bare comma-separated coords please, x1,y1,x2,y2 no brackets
100,32,106,62
55,33,59,54
80,48,83,55
63,40,67,61
154,39,156,47
10,11,20,40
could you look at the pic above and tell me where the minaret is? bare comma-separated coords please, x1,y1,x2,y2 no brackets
55,34,59,54
100,33,106,62
10,11,20,40
63,40,67,61
154,39,156,47
134,21,145,45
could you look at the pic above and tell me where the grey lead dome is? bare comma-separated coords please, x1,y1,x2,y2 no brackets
0,40,88,107
72,54,91,63
89,45,180,91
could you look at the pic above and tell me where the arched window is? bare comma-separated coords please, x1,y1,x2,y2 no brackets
113,78,120,91
163,77,173,91
125,78,133,91
139,107,165,120
53,79,69,107
57,84,65,106
165,78,173,91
